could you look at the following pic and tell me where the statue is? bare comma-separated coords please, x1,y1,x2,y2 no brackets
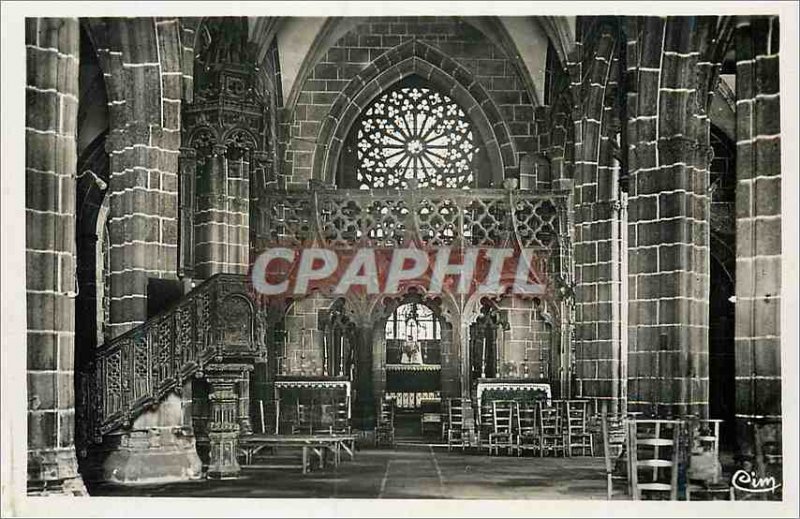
400,333,423,365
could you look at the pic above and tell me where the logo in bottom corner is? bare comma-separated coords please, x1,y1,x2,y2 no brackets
731,469,782,493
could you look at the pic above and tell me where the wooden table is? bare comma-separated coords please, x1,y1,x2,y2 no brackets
239,434,357,474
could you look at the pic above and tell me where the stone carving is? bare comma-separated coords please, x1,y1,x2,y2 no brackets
265,186,567,250
91,275,260,439
220,295,254,349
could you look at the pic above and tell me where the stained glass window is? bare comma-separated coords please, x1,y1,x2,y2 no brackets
384,303,440,341
356,86,477,190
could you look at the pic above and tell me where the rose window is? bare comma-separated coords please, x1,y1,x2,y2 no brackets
356,86,477,190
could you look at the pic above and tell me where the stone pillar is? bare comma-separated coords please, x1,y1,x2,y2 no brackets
206,370,241,479
455,318,476,444
192,142,251,280
626,17,717,418
439,321,460,399
238,370,253,436
194,144,229,280
733,16,782,469
225,144,250,272
355,325,376,431
25,17,87,496
99,18,183,339
178,147,196,283
250,150,273,245
570,25,625,412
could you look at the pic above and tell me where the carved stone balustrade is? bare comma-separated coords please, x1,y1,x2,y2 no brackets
88,274,260,441
257,186,572,254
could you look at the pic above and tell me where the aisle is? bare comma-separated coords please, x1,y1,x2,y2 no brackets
88,445,609,500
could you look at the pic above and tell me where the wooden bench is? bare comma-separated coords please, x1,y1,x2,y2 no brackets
239,434,357,474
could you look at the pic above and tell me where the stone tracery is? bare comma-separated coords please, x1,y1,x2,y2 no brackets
356,86,477,189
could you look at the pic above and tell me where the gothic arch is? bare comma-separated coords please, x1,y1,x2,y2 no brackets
313,39,516,187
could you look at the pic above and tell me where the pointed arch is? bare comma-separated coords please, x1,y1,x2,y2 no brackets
313,39,516,186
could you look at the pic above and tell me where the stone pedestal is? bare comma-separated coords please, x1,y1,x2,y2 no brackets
82,393,202,485
206,373,242,479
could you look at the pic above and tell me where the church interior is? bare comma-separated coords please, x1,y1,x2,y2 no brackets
21,13,784,501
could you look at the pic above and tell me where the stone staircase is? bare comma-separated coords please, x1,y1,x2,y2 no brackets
81,273,262,483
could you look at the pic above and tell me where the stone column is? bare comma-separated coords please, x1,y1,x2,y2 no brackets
178,147,196,283
250,150,273,246
438,321,460,399
733,16,782,471
238,369,253,436
194,144,229,280
625,17,717,418
355,325,376,431
206,369,241,479
25,17,87,496
569,24,626,413
101,20,182,336
455,317,476,443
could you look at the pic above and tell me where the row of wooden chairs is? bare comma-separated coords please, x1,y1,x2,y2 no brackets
480,399,594,456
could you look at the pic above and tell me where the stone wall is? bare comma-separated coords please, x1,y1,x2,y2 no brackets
496,298,553,381
280,293,335,376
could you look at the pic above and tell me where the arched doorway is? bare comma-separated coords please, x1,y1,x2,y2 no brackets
382,300,445,439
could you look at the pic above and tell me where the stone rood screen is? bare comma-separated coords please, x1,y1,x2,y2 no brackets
249,245,550,299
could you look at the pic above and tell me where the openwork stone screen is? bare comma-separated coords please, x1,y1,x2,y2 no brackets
356,86,476,190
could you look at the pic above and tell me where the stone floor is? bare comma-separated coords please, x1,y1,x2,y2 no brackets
87,445,613,500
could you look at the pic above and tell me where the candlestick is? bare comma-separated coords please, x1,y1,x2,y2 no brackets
323,332,328,376
339,335,344,376
481,335,487,379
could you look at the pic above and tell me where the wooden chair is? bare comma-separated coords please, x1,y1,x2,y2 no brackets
600,406,628,499
420,399,443,439
686,419,734,501
627,419,681,500
479,400,494,452
517,400,540,456
749,420,783,501
335,399,350,434
313,402,334,434
291,400,313,435
489,400,518,455
446,398,468,451
564,400,594,456
537,402,566,457
375,397,395,448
